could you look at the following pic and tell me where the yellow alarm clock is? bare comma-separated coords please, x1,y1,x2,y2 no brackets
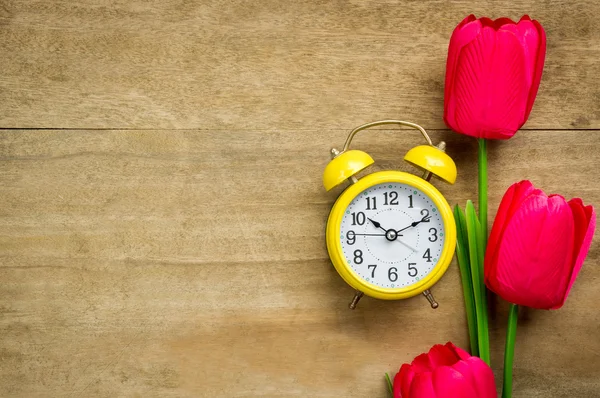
323,120,457,309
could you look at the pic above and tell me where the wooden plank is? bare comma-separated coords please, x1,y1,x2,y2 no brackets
1,0,599,130
0,129,598,396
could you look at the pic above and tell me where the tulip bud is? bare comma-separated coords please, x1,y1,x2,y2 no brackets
393,342,497,397
444,15,546,139
485,180,596,309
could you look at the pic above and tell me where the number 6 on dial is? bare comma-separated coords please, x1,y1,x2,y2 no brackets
323,120,457,309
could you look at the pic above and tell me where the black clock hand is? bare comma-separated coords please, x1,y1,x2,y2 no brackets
354,233,386,236
396,214,431,233
367,217,387,232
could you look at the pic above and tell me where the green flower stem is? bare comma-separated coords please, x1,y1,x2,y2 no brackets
477,138,490,365
478,138,488,242
502,304,519,398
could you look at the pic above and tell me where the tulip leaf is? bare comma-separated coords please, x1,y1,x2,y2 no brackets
385,373,393,396
473,200,491,363
465,200,490,365
453,204,479,357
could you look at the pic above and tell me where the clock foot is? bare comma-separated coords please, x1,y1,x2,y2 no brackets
423,289,439,309
348,291,364,310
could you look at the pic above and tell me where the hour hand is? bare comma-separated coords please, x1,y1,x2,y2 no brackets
367,217,386,232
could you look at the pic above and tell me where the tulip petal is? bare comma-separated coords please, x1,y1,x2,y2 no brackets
409,373,436,398
395,363,415,398
518,19,542,89
427,344,460,368
453,357,498,397
555,199,597,308
500,18,541,92
411,352,433,373
486,181,520,264
524,19,546,120
485,181,536,288
444,15,481,126
393,366,402,398
493,17,517,29
493,194,575,308
486,183,520,285
568,199,589,268
478,17,495,27
450,360,477,387
448,26,529,139
445,342,471,361
402,368,417,398
506,181,543,222
432,366,477,398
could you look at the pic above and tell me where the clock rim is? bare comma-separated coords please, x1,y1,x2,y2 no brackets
326,170,456,300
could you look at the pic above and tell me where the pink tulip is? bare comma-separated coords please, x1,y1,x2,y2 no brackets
485,180,596,309
444,15,546,139
393,342,497,398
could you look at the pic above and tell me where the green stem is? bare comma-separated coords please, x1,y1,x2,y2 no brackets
477,138,490,365
502,304,519,398
478,139,488,242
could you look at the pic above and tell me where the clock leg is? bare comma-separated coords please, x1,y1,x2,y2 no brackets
348,291,364,310
423,289,439,309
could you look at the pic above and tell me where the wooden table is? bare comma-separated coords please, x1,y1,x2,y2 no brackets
1,1,598,397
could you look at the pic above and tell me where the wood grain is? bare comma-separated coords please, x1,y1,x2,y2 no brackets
2,0,599,396
1,129,598,397
1,0,599,130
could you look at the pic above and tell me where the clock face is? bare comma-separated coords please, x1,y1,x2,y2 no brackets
339,182,445,289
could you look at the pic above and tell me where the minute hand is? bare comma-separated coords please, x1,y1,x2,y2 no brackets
397,215,431,233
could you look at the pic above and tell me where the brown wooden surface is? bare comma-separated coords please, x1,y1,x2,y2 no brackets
0,1,599,397
1,0,600,130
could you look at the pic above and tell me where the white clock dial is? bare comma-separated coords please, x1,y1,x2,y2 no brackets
339,182,445,289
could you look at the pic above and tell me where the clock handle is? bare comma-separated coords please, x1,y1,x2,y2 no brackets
342,120,433,152
423,289,439,309
338,120,457,184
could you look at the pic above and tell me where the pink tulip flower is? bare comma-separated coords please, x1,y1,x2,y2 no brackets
444,15,546,139
485,180,596,309
393,342,497,398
